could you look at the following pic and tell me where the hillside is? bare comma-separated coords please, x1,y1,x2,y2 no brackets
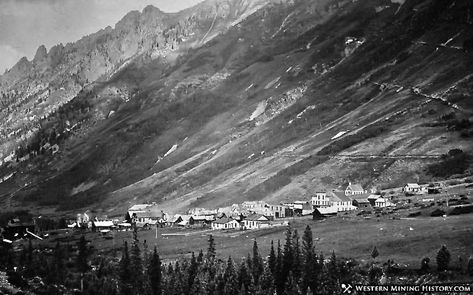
0,0,472,216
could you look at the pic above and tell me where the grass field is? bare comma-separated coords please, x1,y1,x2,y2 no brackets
32,212,473,270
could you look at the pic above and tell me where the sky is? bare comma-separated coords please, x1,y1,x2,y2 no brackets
0,0,205,73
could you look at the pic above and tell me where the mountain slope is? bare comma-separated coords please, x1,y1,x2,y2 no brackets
1,0,472,216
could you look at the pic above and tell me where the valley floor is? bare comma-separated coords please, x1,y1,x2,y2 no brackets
32,212,473,269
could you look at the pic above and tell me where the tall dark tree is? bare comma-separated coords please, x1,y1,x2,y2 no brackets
292,230,301,280
207,235,216,260
223,256,239,295
467,256,473,277
301,226,317,293
252,240,264,284
119,241,133,295
148,246,162,295
77,235,89,273
268,240,276,275
371,246,379,260
187,252,199,295
238,260,251,294
130,239,144,295
436,245,451,272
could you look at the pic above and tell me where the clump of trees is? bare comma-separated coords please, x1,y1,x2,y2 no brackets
427,149,472,178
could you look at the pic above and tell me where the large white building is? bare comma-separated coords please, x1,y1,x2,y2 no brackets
311,191,331,208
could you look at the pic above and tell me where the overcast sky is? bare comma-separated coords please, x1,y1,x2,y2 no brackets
0,0,204,73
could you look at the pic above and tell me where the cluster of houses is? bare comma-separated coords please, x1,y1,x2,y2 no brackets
2,182,431,242
62,182,401,233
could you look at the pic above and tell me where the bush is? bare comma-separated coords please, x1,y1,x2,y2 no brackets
436,245,451,272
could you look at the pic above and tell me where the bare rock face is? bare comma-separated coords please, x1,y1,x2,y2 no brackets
33,45,48,64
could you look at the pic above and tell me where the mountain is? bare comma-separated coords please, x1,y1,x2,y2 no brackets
0,0,472,216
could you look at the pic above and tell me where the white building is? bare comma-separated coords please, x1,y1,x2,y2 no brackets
243,214,270,230
311,191,331,208
403,183,422,194
345,182,365,196
374,197,395,208
211,218,240,230
327,191,356,212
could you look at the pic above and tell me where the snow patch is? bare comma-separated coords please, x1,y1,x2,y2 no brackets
249,100,268,121
264,77,280,89
331,131,348,140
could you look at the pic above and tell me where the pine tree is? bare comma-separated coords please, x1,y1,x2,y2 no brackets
275,240,285,295
53,242,66,283
238,260,251,294
324,251,340,295
292,230,301,281
268,240,276,275
223,256,239,295
301,226,318,293
148,246,162,295
130,238,144,295
371,246,379,260
119,241,133,295
257,266,275,295
252,240,264,285
77,235,89,273
436,245,451,272
207,235,216,260
467,256,473,277
198,249,204,263
187,252,199,295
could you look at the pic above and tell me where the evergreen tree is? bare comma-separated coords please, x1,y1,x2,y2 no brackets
53,242,66,283
275,240,285,295
420,257,430,274
187,252,199,295
223,257,239,295
371,246,379,260
207,235,216,260
301,226,317,293
268,240,276,275
198,249,204,263
190,276,208,295
238,260,251,294
119,242,133,295
284,272,301,295
257,266,275,295
77,235,89,273
292,230,301,281
148,246,162,295
467,256,473,277
324,251,340,295
252,240,264,284
130,238,144,295
436,245,451,272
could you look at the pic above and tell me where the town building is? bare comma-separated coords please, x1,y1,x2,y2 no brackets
327,191,356,212
374,197,395,208
242,214,270,230
345,182,365,196
311,191,331,208
211,218,240,230
403,183,422,194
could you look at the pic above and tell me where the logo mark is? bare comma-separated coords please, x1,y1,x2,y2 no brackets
342,284,353,294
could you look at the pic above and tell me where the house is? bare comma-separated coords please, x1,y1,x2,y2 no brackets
350,194,372,209
311,191,331,208
189,215,215,226
93,220,115,229
288,201,313,216
173,215,191,227
367,194,382,206
265,204,286,219
242,214,270,230
327,191,356,212
313,207,338,219
133,211,165,227
127,204,166,226
211,218,240,230
374,197,395,208
403,183,422,194
345,182,365,196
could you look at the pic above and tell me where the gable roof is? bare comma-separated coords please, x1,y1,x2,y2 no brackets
134,211,164,219
346,183,364,192
405,183,421,188
328,191,351,202
349,193,371,200
128,204,152,211
245,214,270,221
213,217,238,224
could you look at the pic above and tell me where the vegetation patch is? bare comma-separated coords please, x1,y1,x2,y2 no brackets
426,149,472,178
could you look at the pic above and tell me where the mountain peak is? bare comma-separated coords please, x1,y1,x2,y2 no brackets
33,45,48,63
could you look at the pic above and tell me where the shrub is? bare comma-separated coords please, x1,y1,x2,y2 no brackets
436,245,451,272
468,256,473,276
